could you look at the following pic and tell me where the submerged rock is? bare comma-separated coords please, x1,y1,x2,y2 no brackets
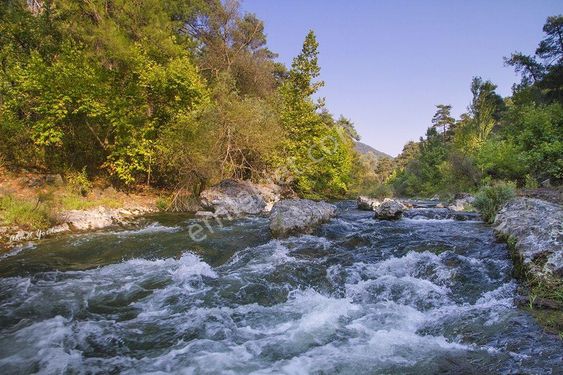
357,196,381,211
494,197,562,277
403,207,479,221
269,199,336,237
199,179,281,217
373,199,406,220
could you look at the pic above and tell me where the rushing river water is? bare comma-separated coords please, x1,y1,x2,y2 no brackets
0,201,561,374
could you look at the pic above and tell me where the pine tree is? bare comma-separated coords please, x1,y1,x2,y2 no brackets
431,104,454,142
276,31,352,197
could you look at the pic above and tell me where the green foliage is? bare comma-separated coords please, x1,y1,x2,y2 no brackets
275,31,353,197
0,1,356,199
0,195,53,230
390,16,562,198
390,127,449,197
473,182,516,223
475,138,525,181
0,0,208,186
431,104,454,141
524,175,539,189
66,167,92,196
503,103,563,182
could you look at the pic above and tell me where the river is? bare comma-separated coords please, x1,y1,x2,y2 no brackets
0,201,561,374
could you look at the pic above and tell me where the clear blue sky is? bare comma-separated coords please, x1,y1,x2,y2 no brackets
241,0,562,156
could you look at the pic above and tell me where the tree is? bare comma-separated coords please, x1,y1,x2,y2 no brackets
431,104,454,142
185,0,278,97
336,115,360,141
0,0,209,185
276,30,352,197
505,15,563,102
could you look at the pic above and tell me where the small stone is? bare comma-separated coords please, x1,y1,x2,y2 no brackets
195,211,217,219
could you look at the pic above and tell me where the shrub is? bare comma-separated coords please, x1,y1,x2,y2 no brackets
524,174,539,189
156,195,172,211
473,182,516,223
66,167,92,196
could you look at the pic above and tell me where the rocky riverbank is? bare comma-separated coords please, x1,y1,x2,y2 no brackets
493,197,562,333
1,205,156,249
494,197,562,278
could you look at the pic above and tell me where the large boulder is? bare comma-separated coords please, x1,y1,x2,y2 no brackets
357,196,380,211
199,179,281,217
269,199,336,237
494,197,562,277
373,199,406,220
59,206,153,231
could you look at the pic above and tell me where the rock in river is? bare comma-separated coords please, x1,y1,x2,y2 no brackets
357,196,381,211
448,193,476,212
200,179,281,217
269,199,336,237
373,199,406,220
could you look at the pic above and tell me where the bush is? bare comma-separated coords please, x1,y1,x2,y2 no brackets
66,167,92,196
156,195,172,211
473,182,516,223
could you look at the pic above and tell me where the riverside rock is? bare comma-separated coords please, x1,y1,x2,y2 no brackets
269,199,336,237
199,179,281,217
59,206,153,231
357,196,380,211
448,193,476,212
373,199,406,220
3,205,154,247
493,197,562,277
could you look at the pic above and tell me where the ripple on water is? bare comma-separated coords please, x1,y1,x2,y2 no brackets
0,203,561,374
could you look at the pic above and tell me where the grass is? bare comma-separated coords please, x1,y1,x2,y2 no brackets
60,194,122,210
156,195,172,211
0,189,124,232
0,195,53,230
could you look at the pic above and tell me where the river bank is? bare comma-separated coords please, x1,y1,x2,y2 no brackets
0,170,159,250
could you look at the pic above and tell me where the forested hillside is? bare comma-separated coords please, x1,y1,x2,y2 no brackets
384,16,562,198
0,0,363,199
1,2,561,203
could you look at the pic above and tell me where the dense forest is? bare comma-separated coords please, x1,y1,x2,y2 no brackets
1,1,561,201
0,0,356,199
383,15,563,198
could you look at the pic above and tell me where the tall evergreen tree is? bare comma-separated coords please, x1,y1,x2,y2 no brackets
276,31,352,197
431,104,454,142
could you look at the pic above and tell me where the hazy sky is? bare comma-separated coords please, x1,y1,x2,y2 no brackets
241,0,562,156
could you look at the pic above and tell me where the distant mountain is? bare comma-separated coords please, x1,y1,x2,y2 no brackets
354,141,393,160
